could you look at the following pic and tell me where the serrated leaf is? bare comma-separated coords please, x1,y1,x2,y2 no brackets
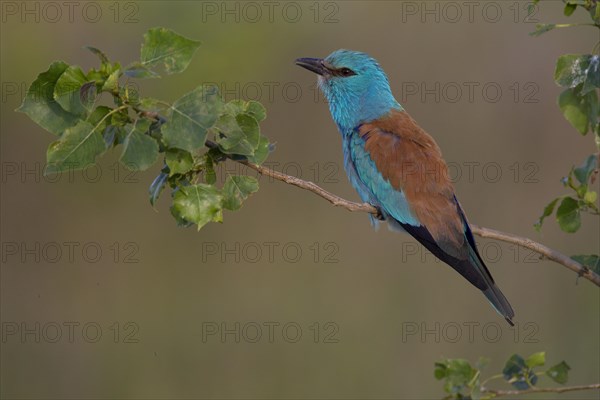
149,171,169,207
556,197,581,233
53,65,93,116
546,361,570,384
46,120,106,173
121,119,160,171
525,351,546,368
16,61,80,135
162,85,224,152
171,183,223,230
222,175,259,210
559,88,589,135
140,27,201,75
214,113,260,156
534,198,559,231
574,154,598,184
529,23,556,37
124,62,160,79
165,148,194,176
571,254,600,273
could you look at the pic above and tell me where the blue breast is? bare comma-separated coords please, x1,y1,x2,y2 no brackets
342,129,420,228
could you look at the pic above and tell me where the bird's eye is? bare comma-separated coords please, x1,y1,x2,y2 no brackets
337,67,356,77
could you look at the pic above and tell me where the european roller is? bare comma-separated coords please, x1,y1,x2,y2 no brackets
296,50,515,325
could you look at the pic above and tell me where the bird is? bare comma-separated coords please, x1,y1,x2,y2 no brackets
296,50,515,325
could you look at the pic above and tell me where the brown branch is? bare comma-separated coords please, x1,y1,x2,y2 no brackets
484,383,600,396
219,152,600,287
470,225,600,286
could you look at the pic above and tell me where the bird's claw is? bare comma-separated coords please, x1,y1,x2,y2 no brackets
374,206,385,221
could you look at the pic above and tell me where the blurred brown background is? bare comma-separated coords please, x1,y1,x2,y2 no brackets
1,1,599,399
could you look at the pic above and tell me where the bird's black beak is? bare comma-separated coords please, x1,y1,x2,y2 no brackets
295,57,328,76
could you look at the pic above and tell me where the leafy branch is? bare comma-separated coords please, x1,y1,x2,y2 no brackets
528,0,600,277
434,352,599,399
17,27,271,230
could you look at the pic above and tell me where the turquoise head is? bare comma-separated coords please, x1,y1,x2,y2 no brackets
296,49,402,133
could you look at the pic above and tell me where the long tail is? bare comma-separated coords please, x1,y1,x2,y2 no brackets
464,224,515,326
395,219,515,325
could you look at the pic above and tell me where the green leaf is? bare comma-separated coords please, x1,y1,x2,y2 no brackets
525,351,546,368
162,85,224,152
84,46,109,64
224,99,267,122
140,27,201,75
46,120,106,173
86,106,112,133
529,23,556,37
503,354,537,390
584,190,597,204
555,55,599,94
246,135,272,165
555,55,582,87
222,176,259,210
582,55,600,95
53,65,93,116
556,197,581,233
442,359,477,394
559,88,589,135
213,113,260,156
534,198,559,231
165,149,194,176
563,3,576,16
171,184,223,230
101,69,121,93
120,119,160,171
574,154,598,184
149,171,169,207
571,254,600,273
138,98,164,113
434,362,448,380
546,361,570,384
124,62,160,79
503,354,526,380
16,61,80,135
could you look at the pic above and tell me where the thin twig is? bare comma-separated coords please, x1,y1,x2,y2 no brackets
218,151,600,287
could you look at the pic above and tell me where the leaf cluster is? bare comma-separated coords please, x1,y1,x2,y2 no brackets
435,352,571,399
17,27,271,230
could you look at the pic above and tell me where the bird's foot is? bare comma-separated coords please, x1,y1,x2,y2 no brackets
374,206,386,221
